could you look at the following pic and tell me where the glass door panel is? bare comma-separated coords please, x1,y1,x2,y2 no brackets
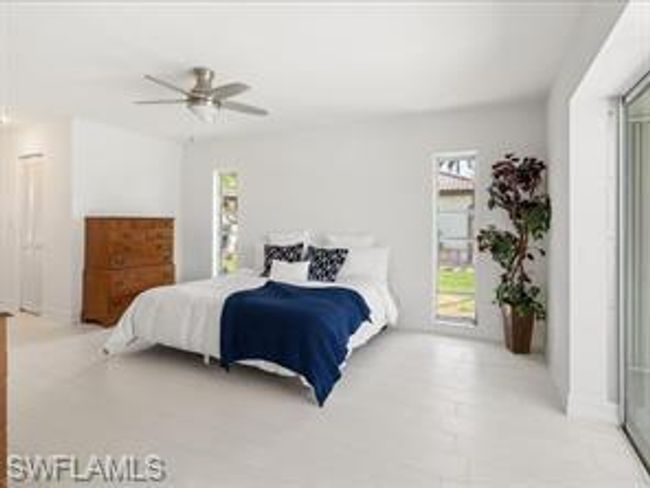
624,75,650,465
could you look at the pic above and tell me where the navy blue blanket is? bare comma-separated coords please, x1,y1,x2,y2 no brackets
220,281,371,406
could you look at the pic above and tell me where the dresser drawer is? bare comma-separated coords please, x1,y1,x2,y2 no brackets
82,265,175,326
85,217,174,269
83,217,175,326
106,239,173,268
109,265,174,297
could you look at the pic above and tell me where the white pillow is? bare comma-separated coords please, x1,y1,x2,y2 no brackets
270,259,310,282
325,233,375,248
266,230,310,247
337,247,389,284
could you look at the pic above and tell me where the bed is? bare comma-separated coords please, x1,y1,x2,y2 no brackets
103,269,398,404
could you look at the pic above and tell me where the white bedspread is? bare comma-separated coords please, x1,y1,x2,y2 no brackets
104,271,398,377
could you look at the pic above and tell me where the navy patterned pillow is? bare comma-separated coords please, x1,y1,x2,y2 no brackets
306,246,349,282
262,243,304,277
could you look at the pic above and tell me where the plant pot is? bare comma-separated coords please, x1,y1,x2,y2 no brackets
501,305,534,354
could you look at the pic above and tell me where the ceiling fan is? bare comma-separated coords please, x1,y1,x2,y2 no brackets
135,67,268,122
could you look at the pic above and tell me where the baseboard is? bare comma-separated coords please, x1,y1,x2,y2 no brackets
566,392,619,424
427,323,546,353
550,374,569,413
0,300,19,315
41,306,77,326
0,301,79,326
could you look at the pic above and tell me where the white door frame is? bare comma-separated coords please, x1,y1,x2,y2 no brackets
619,70,650,468
17,153,44,315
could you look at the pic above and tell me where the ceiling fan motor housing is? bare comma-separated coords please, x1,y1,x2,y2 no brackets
191,67,216,99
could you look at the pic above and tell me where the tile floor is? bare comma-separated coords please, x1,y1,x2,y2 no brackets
9,313,649,487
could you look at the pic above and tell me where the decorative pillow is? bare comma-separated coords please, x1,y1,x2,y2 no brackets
270,260,310,282
337,247,390,284
259,231,310,267
266,230,310,248
306,246,349,282
325,233,375,248
262,243,304,277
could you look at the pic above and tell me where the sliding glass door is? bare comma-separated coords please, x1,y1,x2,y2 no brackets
622,73,650,466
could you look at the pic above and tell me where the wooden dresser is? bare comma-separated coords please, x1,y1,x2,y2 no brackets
82,217,175,327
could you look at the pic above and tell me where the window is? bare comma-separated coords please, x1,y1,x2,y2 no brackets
213,171,239,276
435,154,477,324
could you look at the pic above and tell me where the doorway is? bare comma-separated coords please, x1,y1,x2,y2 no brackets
621,72,650,467
18,155,44,315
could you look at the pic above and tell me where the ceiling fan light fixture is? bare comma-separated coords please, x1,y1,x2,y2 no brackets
136,67,267,121
188,101,217,123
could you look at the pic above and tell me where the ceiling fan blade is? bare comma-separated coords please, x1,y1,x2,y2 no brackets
144,74,191,96
134,99,188,104
220,100,268,116
210,82,250,101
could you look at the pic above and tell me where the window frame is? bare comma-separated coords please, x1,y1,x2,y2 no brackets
433,152,478,327
212,169,239,277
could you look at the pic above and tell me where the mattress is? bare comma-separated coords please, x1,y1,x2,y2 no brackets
104,270,398,378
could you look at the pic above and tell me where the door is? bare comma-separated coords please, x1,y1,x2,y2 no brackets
622,73,650,466
19,159,43,314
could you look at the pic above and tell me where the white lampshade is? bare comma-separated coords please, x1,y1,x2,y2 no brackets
188,102,217,123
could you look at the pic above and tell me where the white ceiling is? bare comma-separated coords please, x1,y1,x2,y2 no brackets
1,2,584,141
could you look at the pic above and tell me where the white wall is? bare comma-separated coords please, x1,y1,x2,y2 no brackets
70,118,183,319
0,117,183,323
0,127,18,312
71,119,182,218
546,2,625,409
547,0,650,421
0,119,74,321
568,1,650,422
181,99,547,344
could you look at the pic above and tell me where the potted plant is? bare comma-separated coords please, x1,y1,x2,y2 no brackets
477,154,551,354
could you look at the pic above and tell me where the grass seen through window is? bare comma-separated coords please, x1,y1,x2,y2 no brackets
437,266,476,320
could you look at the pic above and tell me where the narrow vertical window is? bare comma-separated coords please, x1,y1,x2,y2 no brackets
435,154,477,324
213,171,239,276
